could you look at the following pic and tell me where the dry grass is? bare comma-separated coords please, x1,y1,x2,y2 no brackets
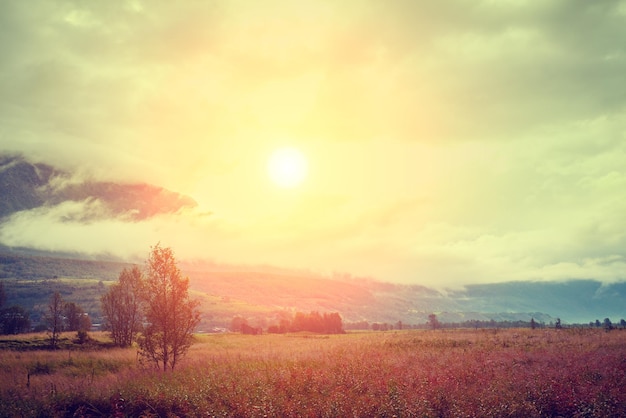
1,328,625,417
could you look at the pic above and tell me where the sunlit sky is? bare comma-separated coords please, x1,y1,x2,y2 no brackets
1,1,626,288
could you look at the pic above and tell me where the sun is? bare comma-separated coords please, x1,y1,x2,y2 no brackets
267,147,308,188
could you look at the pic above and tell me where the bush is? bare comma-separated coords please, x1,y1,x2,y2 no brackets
76,330,90,344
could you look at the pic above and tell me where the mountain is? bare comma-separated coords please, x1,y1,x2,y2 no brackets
0,154,53,217
0,154,197,221
1,249,624,329
0,154,623,328
452,281,626,324
185,263,625,325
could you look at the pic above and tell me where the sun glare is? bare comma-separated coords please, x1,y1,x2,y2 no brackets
267,147,308,189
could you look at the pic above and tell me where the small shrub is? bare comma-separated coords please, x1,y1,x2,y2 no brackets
75,330,89,344
28,360,53,375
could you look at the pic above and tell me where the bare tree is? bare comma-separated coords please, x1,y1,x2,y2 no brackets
101,266,144,347
138,244,200,371
46,291,64,349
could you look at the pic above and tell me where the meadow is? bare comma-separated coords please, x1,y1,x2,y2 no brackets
1,328,625,417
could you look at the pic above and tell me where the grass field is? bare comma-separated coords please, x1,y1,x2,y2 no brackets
1,329,625,417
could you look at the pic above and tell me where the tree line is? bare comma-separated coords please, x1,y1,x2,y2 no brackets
344,314,626,331
589,318,626,331
231,311,345,335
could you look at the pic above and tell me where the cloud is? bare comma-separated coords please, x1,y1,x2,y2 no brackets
0,202,212,259
3,0,624,158
1,0,625,288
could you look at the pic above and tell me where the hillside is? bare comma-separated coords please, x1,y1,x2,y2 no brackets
1,249,625,329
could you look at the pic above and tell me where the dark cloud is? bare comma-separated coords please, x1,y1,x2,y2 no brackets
0,154,197,222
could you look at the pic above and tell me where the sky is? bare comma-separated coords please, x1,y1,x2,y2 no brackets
1,0,626,288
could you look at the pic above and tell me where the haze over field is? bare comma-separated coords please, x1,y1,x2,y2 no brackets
1,1,625,288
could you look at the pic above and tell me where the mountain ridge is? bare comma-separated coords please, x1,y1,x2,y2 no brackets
0,247,623,326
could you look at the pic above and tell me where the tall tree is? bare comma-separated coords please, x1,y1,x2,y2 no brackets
428,313,440,330
101,266,144,347
138,244,200,371
64,302,91,332
46,291,64,349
